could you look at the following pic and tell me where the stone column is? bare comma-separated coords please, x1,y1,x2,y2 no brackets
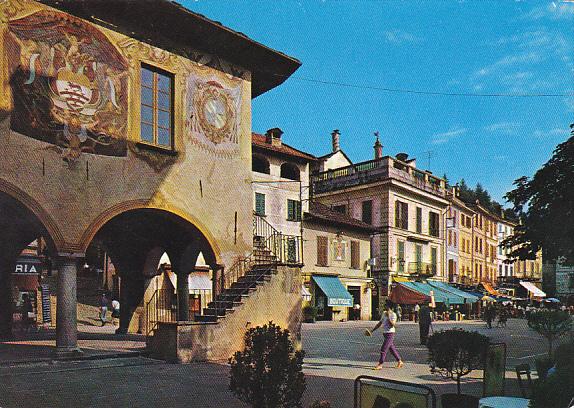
56,254,82,356
176,270,190,321
0,256,16,339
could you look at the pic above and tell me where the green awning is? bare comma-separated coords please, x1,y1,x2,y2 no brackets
312,275,354,307
401,281,465,305
427,281,479,304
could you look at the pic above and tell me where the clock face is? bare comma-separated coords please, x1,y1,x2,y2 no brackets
203,96,227,129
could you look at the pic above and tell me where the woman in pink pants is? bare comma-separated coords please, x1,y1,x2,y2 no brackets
366,301,404,370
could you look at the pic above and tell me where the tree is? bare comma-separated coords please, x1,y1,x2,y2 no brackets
427,329,489,394
503,125,574,265
527,310,572,357
229,322,306,408
475,183,492,209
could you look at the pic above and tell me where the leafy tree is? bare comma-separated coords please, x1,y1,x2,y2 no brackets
475,183,492,209
427,329,489,394
527,310,572,357
229,322,306,408
503,126,574,265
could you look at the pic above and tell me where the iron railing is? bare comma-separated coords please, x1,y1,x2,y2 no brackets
145,288,213,337
408,261,437,276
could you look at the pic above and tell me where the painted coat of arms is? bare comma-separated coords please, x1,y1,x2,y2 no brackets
186,73,242,157
5,10,128,162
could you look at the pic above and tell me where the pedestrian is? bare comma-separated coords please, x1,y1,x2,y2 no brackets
413,303,420,323
111,298,120,325
485,304,495,329
99,293,108,326
418,304,432,345
365,300,404,370
396,304,402,322
21,293,34,334
497,307,507,328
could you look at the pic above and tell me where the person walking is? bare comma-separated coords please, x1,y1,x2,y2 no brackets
418,304,432,345
396,304,402,322
111,298,120,326
414,304,420,323
21,294,34,334
99,293,108,327
485,304,495,329
365,301,403,370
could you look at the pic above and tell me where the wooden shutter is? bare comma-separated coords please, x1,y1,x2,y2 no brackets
317,236,328,266
402,202,409,229
287,199,294,220
395,202,400,227
351,241,360,269
255,193,265,216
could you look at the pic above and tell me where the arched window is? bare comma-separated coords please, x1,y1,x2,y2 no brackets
280,162,300,181
252,155,270,174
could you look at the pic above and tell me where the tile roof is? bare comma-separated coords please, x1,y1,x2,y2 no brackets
305,202,376,233
252,133,317,162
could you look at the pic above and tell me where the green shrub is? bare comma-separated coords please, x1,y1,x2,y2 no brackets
309,401,331,408
530,368,574,408
527,310,572,357
427,329,490,394
229,322,306,408
303,305,318,323
535,357,553,381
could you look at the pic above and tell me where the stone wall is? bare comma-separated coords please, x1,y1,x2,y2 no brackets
149,265,302,363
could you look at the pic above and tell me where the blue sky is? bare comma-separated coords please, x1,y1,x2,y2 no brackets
183,0,574,203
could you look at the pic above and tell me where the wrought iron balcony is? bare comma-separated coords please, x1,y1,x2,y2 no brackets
407,261,437,276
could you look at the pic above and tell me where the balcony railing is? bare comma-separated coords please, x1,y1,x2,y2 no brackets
311,156,446,197
407,262,437,276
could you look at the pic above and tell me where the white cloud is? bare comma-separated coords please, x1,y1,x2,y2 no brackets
432,127,467,145
523,2,574,20
485,122,520,134
533,127,570,138
383,29,420,44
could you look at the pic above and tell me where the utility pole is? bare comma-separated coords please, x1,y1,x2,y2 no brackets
423,150,434,170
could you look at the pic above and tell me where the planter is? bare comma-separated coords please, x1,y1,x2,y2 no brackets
535,357,553,381
441,393,479,408
303,317,316,323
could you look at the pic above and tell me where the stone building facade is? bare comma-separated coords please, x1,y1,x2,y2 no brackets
0,0,300,355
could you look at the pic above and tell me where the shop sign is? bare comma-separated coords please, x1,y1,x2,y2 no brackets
328,298,353,307
13,257,42,275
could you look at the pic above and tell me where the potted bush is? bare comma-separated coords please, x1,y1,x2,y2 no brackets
229,322,306,408
527,309,572,357
427,329,489,408
303,305,318,323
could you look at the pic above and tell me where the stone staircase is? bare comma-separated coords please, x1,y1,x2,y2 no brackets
194,239,278,323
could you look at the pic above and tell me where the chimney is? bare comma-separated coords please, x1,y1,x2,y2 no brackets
373,131,383,159
331,129,340,152
265,128,283,147
396,152,409,162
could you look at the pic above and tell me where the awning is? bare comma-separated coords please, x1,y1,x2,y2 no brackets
312,275,353,307
414,282,465,305
427,281,479,304
520,281,546,297
389,282,430,305
481,282,501,297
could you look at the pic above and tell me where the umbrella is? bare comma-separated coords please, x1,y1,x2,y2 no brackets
481,295,495,302
544,298,560,303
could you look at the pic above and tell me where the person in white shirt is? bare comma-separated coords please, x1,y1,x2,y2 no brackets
366,300,404,370
111,299,120,326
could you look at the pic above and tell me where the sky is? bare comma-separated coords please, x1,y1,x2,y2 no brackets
183,0,574,203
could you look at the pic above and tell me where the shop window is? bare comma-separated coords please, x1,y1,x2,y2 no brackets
140,64,173,149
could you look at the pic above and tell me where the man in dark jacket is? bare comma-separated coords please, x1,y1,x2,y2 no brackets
418,304,432,345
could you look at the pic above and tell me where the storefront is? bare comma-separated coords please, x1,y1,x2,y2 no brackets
519,280,546,300
11,255,45,327
312,275,353,321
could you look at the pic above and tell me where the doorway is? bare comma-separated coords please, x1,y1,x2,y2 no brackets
347,286,361,321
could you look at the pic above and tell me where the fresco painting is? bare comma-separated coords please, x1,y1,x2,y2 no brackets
5,9,128,162
186,73,242,157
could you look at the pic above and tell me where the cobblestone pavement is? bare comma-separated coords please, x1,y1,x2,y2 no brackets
0,319,567,408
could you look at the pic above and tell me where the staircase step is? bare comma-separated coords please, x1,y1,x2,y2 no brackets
202,307,235,317
208,300,242,309
194,314,219,323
